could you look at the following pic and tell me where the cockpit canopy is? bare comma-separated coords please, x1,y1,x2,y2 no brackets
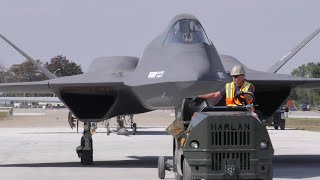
164,19,210,45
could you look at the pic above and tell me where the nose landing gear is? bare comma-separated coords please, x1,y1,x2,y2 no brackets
76,122,93,165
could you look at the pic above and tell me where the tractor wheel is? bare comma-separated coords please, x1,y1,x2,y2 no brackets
158,156,165,179
183,159,194,180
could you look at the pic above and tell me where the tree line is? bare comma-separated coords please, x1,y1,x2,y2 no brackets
290,62,320,106
0,55,82,83
0,55,82,97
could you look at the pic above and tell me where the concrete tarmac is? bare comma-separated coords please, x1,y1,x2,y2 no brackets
0,109,319,180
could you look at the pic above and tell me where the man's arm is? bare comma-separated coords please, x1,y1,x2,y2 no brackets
198,91,221,99
198,91,223,105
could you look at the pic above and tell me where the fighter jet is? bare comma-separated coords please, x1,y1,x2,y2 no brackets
0,14,319,165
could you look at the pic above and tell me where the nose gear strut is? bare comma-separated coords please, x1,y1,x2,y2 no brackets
76,122,93,165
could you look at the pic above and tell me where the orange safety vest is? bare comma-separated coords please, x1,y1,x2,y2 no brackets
225,81,254,106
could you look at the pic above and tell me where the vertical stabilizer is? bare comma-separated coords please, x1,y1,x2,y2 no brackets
267,28,320,73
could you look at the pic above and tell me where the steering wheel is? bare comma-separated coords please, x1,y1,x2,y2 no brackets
233,92,255,106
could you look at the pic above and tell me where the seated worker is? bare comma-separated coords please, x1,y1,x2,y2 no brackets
198,65,255,106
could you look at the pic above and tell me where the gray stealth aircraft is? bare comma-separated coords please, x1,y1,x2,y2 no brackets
0,14,320,165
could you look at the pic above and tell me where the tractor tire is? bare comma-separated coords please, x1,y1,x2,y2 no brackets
158,156,165,179
183,159,194,180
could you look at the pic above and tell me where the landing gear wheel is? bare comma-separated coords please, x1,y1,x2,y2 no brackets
132,123,137,135
183,159,194,180
274,126,279,130
78,137,93,165
158,156,166,179
81,150,93,165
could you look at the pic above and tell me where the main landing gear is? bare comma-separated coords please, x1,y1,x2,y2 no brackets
104,114,137,135
76,122,93,165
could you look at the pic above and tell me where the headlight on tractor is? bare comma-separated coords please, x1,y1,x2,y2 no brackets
190,141,199,149
260,141,268,149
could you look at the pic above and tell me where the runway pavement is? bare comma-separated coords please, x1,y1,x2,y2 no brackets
0,109,319,180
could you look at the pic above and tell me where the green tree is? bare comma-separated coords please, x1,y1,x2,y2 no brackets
0,65,8,83
8,60,46,82
290,62,320,106
1,56,83,98
291,62,320,78
44,55,83,77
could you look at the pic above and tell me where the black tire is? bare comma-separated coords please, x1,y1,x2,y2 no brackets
183,159,194,180
175,172,183,180
280,123,285,130
158,156,165,179
274,126,279,130
132,123,137,135
81,150,93,165
80,137,93,165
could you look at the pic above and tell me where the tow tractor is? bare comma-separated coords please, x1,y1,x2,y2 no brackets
158,93,274,180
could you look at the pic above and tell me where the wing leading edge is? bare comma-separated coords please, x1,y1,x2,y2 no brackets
0,96,60,103
0,80,51,93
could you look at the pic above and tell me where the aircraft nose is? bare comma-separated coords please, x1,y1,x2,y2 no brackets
171,44,228,82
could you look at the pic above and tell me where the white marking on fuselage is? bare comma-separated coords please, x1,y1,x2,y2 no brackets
148,71,165,78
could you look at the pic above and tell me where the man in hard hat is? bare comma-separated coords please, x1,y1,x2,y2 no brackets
197,65,255,106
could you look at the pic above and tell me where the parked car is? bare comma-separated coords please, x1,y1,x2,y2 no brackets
299,104,310,111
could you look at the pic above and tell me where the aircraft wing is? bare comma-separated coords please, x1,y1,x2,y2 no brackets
242,71,320,119
0,72,126,93
0,96,60,103
246,71,320,89
0,80,51,93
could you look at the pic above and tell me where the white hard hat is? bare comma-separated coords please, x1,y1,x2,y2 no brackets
230,65,245,76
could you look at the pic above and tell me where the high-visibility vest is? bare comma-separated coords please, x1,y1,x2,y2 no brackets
225,81,254,106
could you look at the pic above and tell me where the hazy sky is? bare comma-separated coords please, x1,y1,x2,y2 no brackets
0,0,319,74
